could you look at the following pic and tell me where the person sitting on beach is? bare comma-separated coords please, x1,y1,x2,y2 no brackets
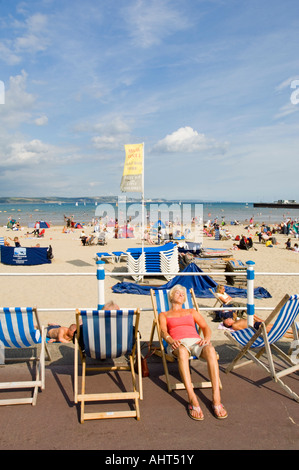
46,323,77,343
285,238,292,250
80,230,88,245
103,301,120,310
238,235,250,250
13,236,21,247
215,285,246,316
144,230,155,244
261,232,270,243
159,284,227,420
247,237,253,249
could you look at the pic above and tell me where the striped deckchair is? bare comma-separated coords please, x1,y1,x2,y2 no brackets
74,308,143,422
0,307,50,406
149,288,219,393
225,294,299,402
0,237,4,263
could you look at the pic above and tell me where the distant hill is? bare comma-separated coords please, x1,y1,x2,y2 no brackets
0,196,132,204
0,196,180,204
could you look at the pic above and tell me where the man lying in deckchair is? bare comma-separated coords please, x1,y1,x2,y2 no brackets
223,316,271,333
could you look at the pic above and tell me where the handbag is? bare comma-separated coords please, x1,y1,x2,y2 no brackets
140,356,150,378
135,343,156,377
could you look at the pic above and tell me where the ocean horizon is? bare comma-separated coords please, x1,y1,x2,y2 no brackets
0,200,298,228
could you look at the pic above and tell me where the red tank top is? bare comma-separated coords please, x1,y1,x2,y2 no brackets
166,314,199,340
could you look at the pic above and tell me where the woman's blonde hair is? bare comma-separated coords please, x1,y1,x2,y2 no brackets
168,284,187,304
216,284,225,293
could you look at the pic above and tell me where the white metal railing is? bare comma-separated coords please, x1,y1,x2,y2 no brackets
1,260,298,326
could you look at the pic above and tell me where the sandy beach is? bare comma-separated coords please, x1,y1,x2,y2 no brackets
1,221,298,351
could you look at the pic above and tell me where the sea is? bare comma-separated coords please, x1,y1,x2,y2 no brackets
0,200,298,228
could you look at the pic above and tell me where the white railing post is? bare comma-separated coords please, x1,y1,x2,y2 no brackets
96,260,105,309
246,260,255,327
0,340,4,365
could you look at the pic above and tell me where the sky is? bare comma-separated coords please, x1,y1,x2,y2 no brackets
0,0,299,202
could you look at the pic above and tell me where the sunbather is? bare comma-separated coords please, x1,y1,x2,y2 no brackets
46,323,77,343
222,315,271,332
159,284,227,421
216,285,246,316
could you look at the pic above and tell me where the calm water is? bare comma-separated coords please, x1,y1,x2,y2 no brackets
0,201,298,227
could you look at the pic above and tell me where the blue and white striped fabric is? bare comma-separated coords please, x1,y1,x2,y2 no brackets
231,294,299,348
80,309,135,360
0,308,41,348
0,237,4,245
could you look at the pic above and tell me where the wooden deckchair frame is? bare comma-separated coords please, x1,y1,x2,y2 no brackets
225,294,299,402
74,308,143,422
0,307,51,406
149,288,221,393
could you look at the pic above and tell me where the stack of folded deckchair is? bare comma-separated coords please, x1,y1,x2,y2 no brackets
225,259,247,287
160,245,180,280
126,250,146,281
194,257,229,283
126,243,179,281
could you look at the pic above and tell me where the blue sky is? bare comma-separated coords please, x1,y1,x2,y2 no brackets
0,0,299,202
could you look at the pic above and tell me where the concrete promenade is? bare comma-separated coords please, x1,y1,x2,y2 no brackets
0,340,298,453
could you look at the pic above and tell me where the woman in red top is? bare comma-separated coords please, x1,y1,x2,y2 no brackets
159,284,227,421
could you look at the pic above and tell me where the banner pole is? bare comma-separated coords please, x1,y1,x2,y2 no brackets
142,142,144,252
141,142,144,281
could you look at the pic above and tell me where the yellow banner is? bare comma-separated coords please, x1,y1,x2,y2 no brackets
120,143,143,192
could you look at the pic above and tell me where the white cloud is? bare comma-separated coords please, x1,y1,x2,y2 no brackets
0,71,36,127
0,136,82,168
82,116,133,150
0,13,50,65
152,126,228,154
275,76,299,92
15,13,49,53
274,103,299,119
2,139,56,166
92,135,121,149
35,115,48,126
123,0,189,48
0,43,21,66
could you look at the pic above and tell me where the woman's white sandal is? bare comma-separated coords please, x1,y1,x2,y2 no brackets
212,403,228,419
188,404,204,421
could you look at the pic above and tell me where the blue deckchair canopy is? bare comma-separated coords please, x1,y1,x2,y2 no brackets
112,263,271,299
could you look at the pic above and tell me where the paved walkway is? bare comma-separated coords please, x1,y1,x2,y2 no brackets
0,341,298,452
